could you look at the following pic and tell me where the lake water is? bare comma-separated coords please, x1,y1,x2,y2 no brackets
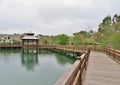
0,49,75,85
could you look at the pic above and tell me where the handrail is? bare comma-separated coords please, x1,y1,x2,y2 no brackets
104,48,120,63
0,44,86,50
55,48,90,85
0,44,22,47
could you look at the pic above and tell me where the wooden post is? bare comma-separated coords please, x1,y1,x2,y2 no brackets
113,49,115,60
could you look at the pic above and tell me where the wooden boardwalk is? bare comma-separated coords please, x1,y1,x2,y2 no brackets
84,51,120,85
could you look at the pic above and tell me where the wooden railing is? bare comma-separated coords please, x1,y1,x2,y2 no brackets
55,48,90,85
0,44,56,48
104,48,120,63
39,45,56,49
54,46,86,53
0,45,22,48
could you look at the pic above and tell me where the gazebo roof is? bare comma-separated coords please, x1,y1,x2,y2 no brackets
22,31,38,40
22,36,38,40
26,31,34,35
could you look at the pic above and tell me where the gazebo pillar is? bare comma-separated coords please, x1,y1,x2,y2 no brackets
22,40,24,45
36,40,38,45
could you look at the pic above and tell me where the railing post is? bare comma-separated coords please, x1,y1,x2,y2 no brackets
104,48,106,54
79,73,82,85
113,49,116,60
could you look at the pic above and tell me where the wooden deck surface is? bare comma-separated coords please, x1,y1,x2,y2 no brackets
84,51,120,85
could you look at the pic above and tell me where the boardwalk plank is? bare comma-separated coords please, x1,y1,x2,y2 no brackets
84,51,120,85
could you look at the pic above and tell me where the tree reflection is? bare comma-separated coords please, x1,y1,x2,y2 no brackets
0,49,20,62
55,53,76,65
21,48,38,71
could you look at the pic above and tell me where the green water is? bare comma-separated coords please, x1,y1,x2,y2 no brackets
0,49,75,85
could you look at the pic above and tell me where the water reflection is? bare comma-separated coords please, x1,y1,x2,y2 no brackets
0,49,20,55
21,48,38,70
55,53,76,65
0,49,75,85
0,49,20,62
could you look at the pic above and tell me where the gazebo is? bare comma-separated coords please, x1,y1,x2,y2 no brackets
22,31,39,47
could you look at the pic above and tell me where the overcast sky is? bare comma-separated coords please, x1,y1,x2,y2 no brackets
0,0,120,35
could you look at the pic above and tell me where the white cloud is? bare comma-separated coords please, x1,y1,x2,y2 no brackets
0,0,120,35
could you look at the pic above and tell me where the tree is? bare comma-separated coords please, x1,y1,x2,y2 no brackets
74,31,90,37
97,16,113,47
89,29,94,35
110,32,120,50
83,38,94,45
55,34,69,45
73,33,82,45
102,16,111,28
112,14,120,32
73,30,92,45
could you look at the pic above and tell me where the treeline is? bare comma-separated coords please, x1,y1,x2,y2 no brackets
38,14,120,50
37,30,94,46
